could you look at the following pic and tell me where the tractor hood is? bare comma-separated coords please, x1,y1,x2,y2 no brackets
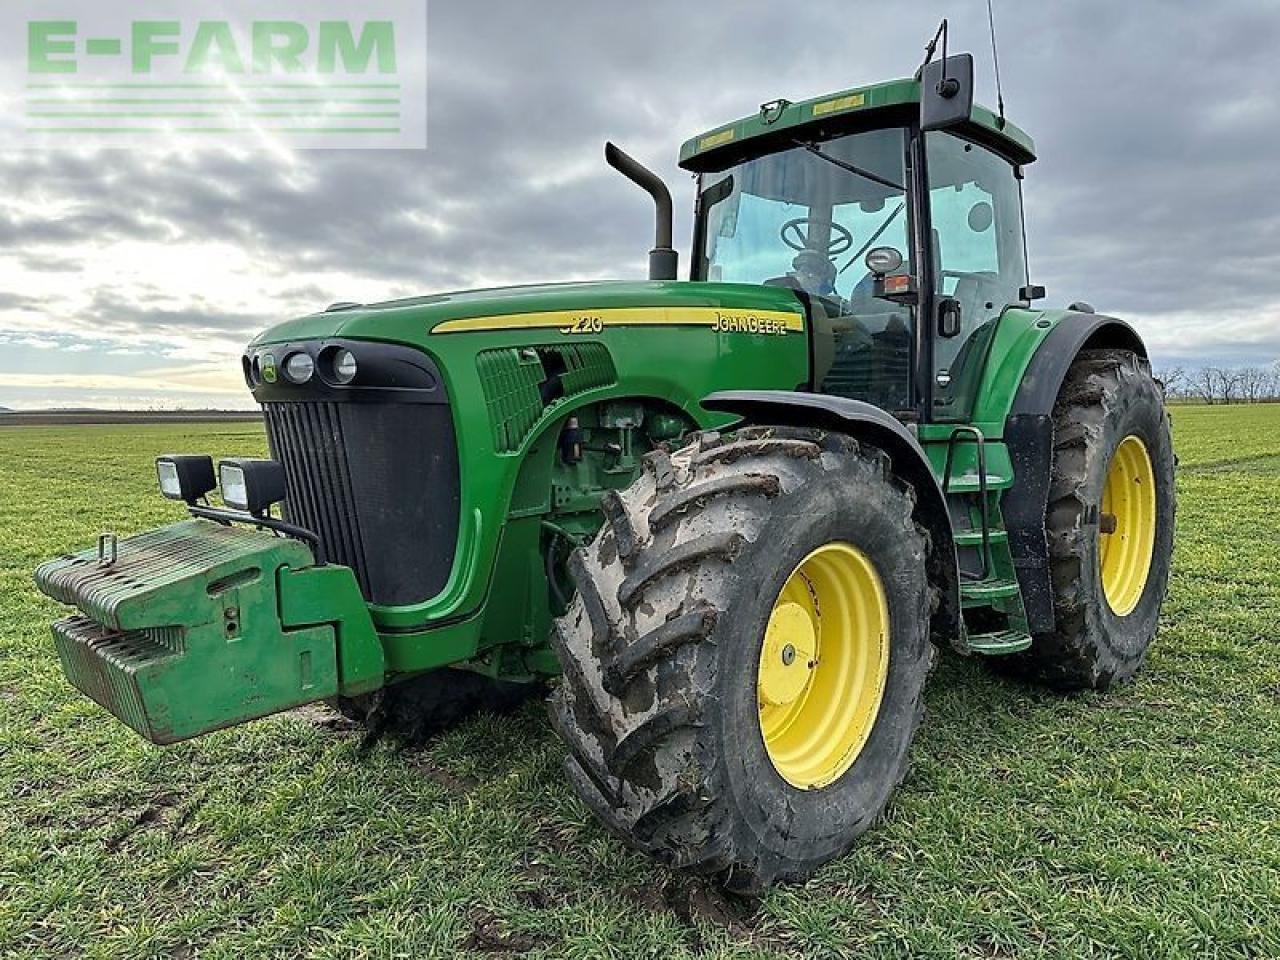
249,280,806,347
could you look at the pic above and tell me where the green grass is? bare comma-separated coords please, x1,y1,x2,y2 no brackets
2,411,1278,959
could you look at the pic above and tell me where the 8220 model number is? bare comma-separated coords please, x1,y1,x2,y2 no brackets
559,316,605,335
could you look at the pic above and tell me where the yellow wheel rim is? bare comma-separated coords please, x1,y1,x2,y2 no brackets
756,542,890,789
1099,435,1157,616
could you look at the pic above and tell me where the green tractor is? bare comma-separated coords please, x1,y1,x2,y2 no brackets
35,48,1174,891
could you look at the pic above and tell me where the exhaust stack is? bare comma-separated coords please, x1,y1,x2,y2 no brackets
605,142,678,281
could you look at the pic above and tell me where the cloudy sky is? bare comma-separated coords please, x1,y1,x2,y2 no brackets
1,0,1277,409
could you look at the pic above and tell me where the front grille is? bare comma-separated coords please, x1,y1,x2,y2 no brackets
262,399,460,606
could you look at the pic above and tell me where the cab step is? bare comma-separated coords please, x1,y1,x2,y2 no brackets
960,576,1021,607
966,629,1033,655
945,472,1014,494
953,528,1009,548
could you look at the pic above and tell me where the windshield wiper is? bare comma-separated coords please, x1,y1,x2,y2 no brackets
839,202,905,275
794,140,904,193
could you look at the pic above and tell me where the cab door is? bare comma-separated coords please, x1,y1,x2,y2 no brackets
923,133,1029,421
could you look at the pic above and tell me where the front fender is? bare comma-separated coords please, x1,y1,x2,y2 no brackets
702,390,961,650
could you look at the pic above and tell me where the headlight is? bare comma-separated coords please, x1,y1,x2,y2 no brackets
218,459,288,516
155,455,216,504
283,352,315,384
332,348,358,384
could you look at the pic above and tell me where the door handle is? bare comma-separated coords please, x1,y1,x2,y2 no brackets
937,297,962,338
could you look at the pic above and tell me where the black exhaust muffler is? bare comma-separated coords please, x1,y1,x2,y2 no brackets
605,142,678,281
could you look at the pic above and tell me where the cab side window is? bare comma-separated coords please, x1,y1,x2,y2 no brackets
925,134,1027,419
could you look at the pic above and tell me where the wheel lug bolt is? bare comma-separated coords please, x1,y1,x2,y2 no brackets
781,644,796,666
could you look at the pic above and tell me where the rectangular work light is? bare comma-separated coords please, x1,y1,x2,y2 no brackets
155,455,216,504
218,459,287,516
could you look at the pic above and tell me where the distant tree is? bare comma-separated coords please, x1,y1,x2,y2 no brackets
1239,367,1269,403
1192,367,1218,404
1155,366,1186,400
1213,367,1243,405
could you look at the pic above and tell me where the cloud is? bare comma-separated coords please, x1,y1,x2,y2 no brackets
0,291,42,311
2,0,1279,409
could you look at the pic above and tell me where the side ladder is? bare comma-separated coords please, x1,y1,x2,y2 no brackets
941,426,1033,655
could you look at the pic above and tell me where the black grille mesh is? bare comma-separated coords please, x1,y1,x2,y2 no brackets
265,402,369,588
262,400,459,606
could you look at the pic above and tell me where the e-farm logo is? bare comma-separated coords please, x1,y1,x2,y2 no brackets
1,1,426,149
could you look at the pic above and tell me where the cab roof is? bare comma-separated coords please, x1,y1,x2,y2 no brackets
678,77,1035,171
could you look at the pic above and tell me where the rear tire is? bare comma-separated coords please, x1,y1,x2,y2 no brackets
548,428,932,892
1008,348,1175,689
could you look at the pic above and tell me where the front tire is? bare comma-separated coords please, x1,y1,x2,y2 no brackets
548,428,931,891
1010,348,1176,689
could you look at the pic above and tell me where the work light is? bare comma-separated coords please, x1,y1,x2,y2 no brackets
155,455,216,504
218,459,287,516
865,246,903,276
283,352,315,384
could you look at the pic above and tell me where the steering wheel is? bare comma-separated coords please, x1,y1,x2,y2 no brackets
780,218,854,257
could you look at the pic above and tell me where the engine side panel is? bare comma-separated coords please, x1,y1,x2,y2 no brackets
249,284,813,676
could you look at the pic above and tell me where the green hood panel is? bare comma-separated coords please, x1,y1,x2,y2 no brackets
250,281,806,347
237,277,813,673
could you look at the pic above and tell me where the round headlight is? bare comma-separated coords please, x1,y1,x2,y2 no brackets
283,352,315,384
333,348,358,384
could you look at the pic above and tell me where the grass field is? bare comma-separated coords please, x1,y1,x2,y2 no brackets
2,406,1278,959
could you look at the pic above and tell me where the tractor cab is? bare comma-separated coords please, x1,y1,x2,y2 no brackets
681,72,1036,423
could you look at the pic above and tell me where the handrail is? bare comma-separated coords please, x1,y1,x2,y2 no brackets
941,425,991,582
187,504,326,566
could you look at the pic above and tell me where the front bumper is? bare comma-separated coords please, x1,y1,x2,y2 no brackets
35,519,383,744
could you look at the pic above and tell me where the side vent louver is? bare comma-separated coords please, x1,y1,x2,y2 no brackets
477,343,617,452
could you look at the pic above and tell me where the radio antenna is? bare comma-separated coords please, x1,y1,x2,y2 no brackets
985,0,1007,128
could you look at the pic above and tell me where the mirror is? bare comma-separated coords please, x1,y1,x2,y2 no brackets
920,53,974,132
701,175,738,238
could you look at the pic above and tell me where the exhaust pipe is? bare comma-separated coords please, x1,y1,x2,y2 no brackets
605,142,678,281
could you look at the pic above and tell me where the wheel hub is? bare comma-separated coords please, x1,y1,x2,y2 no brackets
759,601,817,706
756,542,890,790
1099,434,1157,616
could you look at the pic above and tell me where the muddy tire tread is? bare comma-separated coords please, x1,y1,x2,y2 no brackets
549,426,933,890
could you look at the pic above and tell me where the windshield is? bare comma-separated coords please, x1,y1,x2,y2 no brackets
694,127,914,411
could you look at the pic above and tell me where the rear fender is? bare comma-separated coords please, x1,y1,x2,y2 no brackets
702,390,962,650
1004,314,1147,634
